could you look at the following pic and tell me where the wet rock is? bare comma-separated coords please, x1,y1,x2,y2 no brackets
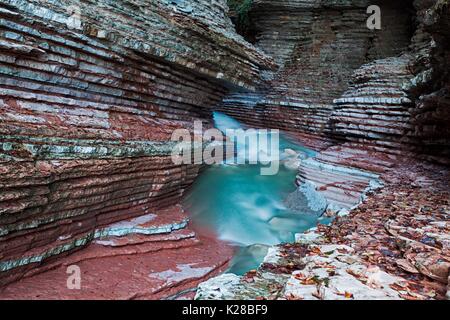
0,205,234,299
227,244,269,275
284,183,327,216
296,157,382,214
217,0,414,137
280,148,305,170
0,0,272,288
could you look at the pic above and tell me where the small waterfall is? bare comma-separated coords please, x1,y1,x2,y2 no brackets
183,112,328,275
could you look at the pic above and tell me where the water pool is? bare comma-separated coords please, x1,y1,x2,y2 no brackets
183,112,328,274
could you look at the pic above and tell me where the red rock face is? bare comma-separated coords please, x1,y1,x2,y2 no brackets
0,0,448,300
218,0,414,135
0,0,272,293
0,205,234,299
218,0,449,163
0,158,203,286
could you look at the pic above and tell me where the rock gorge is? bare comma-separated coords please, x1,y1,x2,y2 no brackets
0,0,272,297
221,0,449,164
0,0,449,300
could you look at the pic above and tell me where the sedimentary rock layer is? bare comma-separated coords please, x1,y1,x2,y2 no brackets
0,205,234,299
218,0,414,136
196,0,450,301
329,0,450,160
407,0,450,164
330,55,415,155
296,157,381,214
0,0,271,286
219,0,449,162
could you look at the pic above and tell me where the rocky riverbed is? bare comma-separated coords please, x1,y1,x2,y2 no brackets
197,154,450,300
195,0,449,301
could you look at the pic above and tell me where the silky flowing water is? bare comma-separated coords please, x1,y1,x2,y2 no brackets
183,112,328,275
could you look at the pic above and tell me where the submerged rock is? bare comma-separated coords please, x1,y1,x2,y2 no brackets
284,183,327,216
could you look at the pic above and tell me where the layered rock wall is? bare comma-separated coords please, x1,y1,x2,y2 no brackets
0,0,271,286
219,0,449,163
330,55,415,155
218,0,414,136
195,0,450,301
330,0,449,161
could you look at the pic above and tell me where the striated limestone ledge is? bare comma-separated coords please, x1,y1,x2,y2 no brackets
296,157,382,215
329,0,449,162
0,206,190,273
218,0,449,164
331,55,415,155
218,0,414,136
0,0,273,287
286,134,389,219
329,0,449,160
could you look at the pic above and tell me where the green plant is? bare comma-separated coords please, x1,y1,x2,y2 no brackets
227,0,253,33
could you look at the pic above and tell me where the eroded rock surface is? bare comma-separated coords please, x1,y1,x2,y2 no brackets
197,244,406,300
0,0,448,300
195,2,449,300
218,0,449,164
0,205,234,299
197,159,450,300
0,0,271,291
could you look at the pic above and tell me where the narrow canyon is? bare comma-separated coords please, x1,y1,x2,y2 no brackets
0,0,448,300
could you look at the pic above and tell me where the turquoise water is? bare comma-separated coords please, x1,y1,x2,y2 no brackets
183,112,324,275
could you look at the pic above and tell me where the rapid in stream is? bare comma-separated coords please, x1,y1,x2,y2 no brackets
183,112,329,275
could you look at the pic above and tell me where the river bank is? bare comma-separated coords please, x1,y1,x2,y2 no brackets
196,146,450,300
